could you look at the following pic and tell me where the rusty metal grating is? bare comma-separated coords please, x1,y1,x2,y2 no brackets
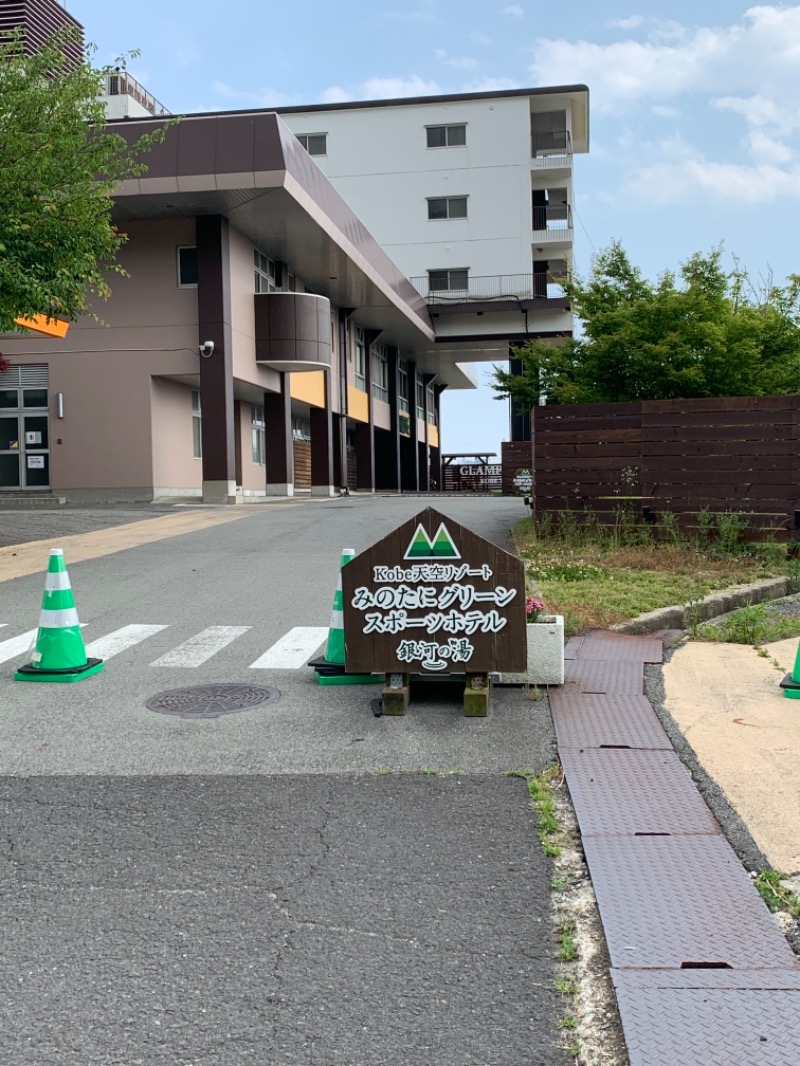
564,636,585,660
582,835,799,970
550,692,672,750
563,659,644,694
574,633,663,663
612,973,800,1066
560,748,721,836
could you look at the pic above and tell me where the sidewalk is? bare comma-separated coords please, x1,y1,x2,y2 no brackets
557,629,800,1066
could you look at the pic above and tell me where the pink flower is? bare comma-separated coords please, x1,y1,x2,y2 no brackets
525,595,544,622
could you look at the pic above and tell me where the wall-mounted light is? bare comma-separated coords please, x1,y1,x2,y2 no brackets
56,392,64,419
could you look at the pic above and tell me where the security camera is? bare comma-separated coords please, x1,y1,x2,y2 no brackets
199,340,214,358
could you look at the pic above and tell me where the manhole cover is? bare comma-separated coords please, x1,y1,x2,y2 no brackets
146,683,280,719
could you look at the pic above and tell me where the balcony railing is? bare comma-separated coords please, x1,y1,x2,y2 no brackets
102,73,170,117
532,203,572,240
410,273,569,305
531,130,572,168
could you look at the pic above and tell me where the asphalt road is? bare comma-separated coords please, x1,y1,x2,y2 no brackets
0,496,568,1065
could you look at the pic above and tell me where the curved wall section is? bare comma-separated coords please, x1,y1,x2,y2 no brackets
254,292,332,372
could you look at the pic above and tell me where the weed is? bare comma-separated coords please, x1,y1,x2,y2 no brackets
557,918,579,961
658,509,683,547
508,766,564,856
715,510,747,554
551,875,567,891
563,1041,582,1059
555,976,578,997
543,840,562,858
557,1015,578,1030
373,769,394,775
755,870,800,917
418,768,437,775
696,506,714,548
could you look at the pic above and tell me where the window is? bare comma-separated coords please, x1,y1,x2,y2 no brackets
371,345,389,403
292,415,311,440
427,196,467,220
354,325,367,391
426,124,466,148
426,383,437,424
191,390,202,459
296,133,327,156
251,404,265,465
177,246,198,288
416,373,425,421
254,249,279,294
398,358,410,414
428,268,469,293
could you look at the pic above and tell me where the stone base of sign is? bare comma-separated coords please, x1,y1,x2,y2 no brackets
463,673,492,717
381,673,410,715
495,615,564,687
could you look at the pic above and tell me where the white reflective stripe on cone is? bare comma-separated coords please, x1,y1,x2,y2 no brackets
44,572,72,592
38,608,81,628
329,609,344,628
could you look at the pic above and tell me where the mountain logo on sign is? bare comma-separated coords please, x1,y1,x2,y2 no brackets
404,522,461,560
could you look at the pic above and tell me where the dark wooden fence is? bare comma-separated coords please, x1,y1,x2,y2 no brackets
532,396,800,537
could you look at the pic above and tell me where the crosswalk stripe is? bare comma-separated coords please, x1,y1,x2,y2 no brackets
84,625,169,661
249,626,328,670
0,629,37,664
150,626,252,668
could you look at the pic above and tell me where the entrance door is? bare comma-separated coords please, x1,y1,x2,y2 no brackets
0,385,50,490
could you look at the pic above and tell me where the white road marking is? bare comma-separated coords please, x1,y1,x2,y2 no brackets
0,629,37,663
84,625,169,661
150,626,252,668
249,626,328,670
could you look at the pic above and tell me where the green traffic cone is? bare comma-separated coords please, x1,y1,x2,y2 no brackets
15,548,104,683
780,639,800,699
309,548,380,686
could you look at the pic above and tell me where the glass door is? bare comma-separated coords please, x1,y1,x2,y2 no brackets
0,413,21,489
0,385,50,489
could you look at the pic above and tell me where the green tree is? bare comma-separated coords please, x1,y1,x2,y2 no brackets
0,28,170,335
492,242,800,406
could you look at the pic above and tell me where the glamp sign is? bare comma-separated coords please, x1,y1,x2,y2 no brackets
342,508,526,675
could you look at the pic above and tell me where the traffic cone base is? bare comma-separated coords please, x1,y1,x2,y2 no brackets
16,658,104,684
780,672,800,699
315,672,381,686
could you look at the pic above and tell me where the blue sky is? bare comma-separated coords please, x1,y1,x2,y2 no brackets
71,0,800,458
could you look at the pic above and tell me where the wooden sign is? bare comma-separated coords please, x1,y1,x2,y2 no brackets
342,507,526,674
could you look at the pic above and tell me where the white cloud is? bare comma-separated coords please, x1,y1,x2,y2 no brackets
624,155,800,206
210,81,298,107
610,15,643,30
463,76,521,93
651,104,680,118
319,85,350,104
529,5,800,113
503,4,524,16
713,93,800,135
746,129,794,164
471,32,493,46
360,75,442,99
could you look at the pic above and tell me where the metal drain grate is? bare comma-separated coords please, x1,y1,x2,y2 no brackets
146,683,280,719
612,971,800,1066
563,659,644,694
550,692,672,751
582,835,799,970
559,748,721,836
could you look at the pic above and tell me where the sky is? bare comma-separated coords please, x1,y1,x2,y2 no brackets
69,0,800,459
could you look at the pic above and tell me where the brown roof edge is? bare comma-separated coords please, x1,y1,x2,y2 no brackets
109,112,433,335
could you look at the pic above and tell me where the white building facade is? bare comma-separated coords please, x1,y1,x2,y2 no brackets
278,86,589,439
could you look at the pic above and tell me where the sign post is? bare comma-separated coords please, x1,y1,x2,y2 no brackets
342,508,526,716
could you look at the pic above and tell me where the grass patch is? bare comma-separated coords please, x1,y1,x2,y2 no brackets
512,514,799,636
694,601,800,646
508,765,563,857
557,917,579,962
754,869,800,917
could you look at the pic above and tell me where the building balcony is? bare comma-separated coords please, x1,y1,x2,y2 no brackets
532,204,572,243
531,130,572,170
410,273,569,313
101,72,170,117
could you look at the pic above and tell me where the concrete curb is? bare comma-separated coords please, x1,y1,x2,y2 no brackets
613,576,794,634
